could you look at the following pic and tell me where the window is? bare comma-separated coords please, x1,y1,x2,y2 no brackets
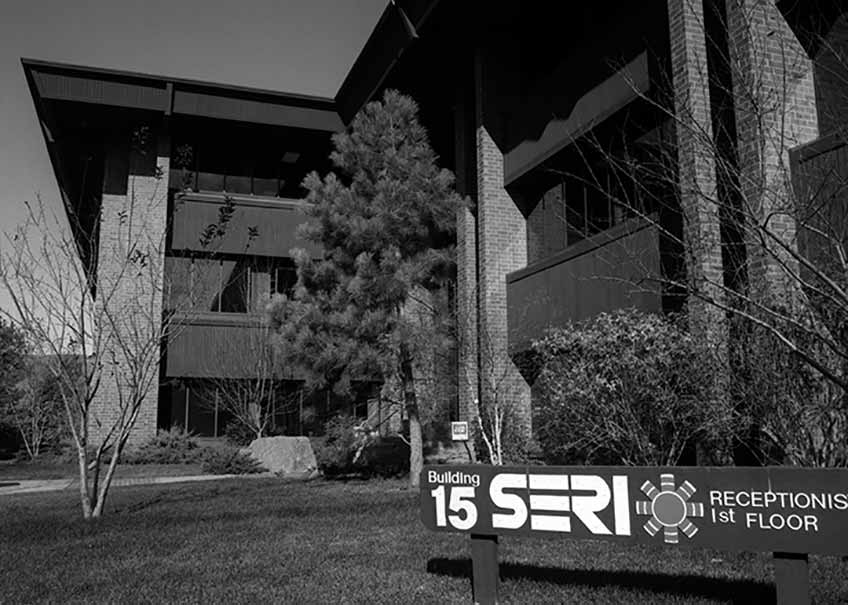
171,135,303,198
270,263,297,297
219,262,251,313
561,161,629,246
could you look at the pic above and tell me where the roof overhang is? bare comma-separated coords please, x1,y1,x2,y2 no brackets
775,0,848,57
335,0,441,124
21,58,344,293
22,58,342,131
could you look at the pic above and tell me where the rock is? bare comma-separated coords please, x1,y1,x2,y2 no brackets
245,436,318,479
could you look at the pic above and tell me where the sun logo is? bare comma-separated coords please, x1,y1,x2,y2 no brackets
635,473,704,544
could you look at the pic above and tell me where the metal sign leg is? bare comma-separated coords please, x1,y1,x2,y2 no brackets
773,551,809,605
470,534,499,605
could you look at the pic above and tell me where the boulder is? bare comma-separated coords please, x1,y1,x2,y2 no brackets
245,436,318,479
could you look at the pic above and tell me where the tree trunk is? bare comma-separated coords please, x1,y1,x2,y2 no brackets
77,446,92,519
92,443,123,518
400,347,422,489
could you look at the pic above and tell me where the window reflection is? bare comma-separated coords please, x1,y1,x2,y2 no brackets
166,256,298,314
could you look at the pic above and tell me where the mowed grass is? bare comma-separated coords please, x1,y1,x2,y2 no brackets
1,478,846,604
0,460,205,481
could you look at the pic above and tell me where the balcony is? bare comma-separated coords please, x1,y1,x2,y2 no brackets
164,312,302,380
169,191,321,257
506,218,663,355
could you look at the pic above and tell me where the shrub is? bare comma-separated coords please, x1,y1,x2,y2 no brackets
312,414,368,476
122,428,203,464
201,447,267,475
0,420,21,460
223,420,282,446
731,317,848,467
359,436,409,478
223,420,258,446
533,309,733,466
312,414,407,478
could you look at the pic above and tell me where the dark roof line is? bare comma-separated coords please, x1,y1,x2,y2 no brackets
334,0,441,124
20,57,336,109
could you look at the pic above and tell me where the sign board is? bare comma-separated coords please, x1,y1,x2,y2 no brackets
420,465,848,555
451,421,469,442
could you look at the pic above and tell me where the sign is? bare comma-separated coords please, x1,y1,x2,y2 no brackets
451,421,469,442
420,465,848,555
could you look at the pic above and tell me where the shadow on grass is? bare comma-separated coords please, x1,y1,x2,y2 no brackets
426,557,775,604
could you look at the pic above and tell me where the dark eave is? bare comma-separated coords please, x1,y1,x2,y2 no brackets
775,0,848,57
335,0,441,124
21,57,343,131
21,58,88,280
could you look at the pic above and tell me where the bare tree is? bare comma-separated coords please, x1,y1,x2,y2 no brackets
0,190,171,517
0,126,241,517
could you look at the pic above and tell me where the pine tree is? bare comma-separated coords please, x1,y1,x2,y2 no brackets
270,90,461,487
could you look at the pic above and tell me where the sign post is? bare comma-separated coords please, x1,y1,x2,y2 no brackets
773,552,809,605
470,534,498,605
420,465,848,604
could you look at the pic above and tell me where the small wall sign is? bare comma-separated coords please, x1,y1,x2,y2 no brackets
450,421,469,442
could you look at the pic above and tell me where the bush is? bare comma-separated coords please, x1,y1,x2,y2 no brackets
201,447,267,475
223,421,258,446
731,317,848,467
312,414,367,476
223,420,282,446
0,420,21,460
359,436,409,478
122,428,203,464
312,414,407,478
533,309,733,466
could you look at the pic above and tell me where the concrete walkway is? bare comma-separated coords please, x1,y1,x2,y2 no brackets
0,473,274,496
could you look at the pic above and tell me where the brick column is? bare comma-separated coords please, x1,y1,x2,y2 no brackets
91,124,169,447
456,204,478,421
455,86,479,428
726,0,819,305
667,0,729,355
474,48,532,441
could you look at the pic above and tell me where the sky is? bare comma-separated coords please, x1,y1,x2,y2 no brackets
0,0,387,313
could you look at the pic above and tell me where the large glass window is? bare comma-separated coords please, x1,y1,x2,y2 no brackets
527,157,640,263
166,256,302,313
169,134,303,198
166,257,256,313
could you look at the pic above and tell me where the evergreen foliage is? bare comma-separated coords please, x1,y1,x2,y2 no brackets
268,91,462,487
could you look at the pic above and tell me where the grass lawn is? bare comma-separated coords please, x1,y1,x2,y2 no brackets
0,460,205,481
1,478,846,604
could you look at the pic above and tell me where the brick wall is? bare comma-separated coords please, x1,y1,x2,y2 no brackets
453,81,480,433
90,125,169,447
474,42,532,439
476,122,532,438
726,0,819,306
456,203,479,425
667,0,729,356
